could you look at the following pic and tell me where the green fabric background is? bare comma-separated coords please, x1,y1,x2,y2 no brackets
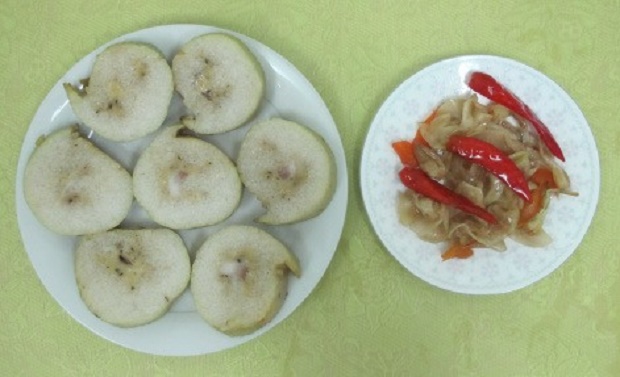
1,1,618,376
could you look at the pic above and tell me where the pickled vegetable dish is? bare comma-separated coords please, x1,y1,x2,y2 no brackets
393,72,576,260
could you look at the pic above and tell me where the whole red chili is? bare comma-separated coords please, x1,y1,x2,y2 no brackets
399,166,497,224
467,71,565,161
446,135,532,202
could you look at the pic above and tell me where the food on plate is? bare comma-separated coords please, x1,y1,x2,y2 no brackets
237,118,336,224
64,42,174,142
467,71,564,161
191,225,300,335
23,126,133,235
393,75,575,260
75,229,191,327
399,166,497,225
446,135,531,202
172,33,265,134
21,27,342,342
133,124,242,229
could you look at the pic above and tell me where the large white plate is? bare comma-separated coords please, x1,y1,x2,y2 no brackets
15,25,348,356
361,55,599,295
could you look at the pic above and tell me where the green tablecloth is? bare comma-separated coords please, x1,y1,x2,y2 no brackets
2,1,618,375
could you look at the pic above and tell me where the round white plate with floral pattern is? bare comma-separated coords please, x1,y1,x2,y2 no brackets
15,25,348,355
361,55,599,294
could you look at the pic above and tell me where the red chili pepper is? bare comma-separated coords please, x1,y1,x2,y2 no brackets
467,71,565,161
399,166,497,224
446,135,532,202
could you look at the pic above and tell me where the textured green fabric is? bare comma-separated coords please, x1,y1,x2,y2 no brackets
1,1,618,376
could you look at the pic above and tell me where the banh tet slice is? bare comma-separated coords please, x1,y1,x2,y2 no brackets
191,225,300,335
64,42,174,142
23,126,133,236
75,229,191,327
172,33,265,134
236,118,337,224
133,124,242,229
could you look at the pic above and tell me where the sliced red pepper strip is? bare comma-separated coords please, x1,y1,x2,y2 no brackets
392,140,417,167
530,167,557,189
399,166,497,224
392,129,430,167
518,168,556,226
413,129,430,148
467,71,565,161
446,135,532,202
518,187,545,226
442,242,475,261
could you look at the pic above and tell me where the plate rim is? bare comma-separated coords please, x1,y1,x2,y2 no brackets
15,23,349,355
360,54,600,295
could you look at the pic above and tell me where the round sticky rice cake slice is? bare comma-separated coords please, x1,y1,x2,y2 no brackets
191,225,300,335
23,126,133,235
172,33,265,134
236,118,336,224
75,228,190,327
64,42,174,141
133,124,242,229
